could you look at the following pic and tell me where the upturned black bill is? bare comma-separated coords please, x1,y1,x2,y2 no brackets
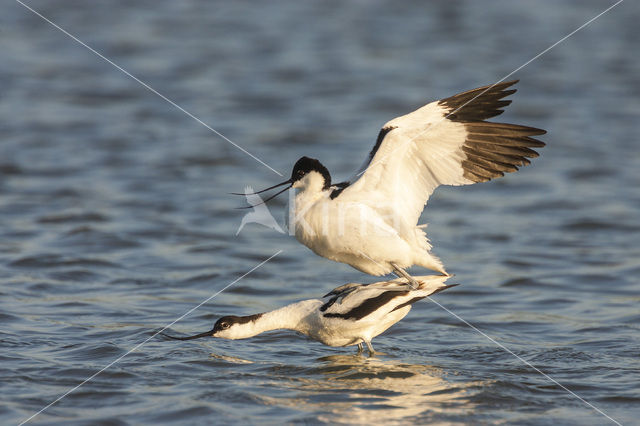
162,328,215,340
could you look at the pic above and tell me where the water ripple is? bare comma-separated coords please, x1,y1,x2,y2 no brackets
1,1,637,425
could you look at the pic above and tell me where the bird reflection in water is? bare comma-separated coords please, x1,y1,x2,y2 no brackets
258,354,479,423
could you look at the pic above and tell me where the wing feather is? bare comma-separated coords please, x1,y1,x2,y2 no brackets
321,276,453,320
339,80,545,230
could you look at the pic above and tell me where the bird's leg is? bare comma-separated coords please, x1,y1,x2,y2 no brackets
390,263,419,290
356,343,364,354
365,341,375,356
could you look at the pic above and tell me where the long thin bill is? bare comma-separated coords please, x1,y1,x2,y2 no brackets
236,184,291,209
162,328,214,341
230,179,292,195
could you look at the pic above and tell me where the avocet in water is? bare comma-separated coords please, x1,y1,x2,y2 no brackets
164,275,455,355
239,81,545,285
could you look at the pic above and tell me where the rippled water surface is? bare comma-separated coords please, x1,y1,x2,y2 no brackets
1,1,639,424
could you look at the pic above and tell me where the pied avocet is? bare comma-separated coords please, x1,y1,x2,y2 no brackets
164,275,455,355
238,81,545,285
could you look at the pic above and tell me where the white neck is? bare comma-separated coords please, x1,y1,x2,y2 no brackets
293,171,327,194
291,173,329,223
225,300,319,339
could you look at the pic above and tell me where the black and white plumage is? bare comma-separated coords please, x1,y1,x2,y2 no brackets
241,81,545,283
164,275,455,355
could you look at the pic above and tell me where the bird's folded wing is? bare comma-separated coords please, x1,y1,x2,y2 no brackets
341,80,545,229
320,280,419,320
321,277,454,320
321,289,408,320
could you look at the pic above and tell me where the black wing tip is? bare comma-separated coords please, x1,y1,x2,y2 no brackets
430,283,460,295
461,122,547,183
486,80,519,92
516,125,546,136
440,80,523,122
496,79,519,88
529,138,546,147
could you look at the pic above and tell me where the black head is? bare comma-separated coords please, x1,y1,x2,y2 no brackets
212,315,239,333
291,156,331,189
214,313,263,331
231,156,331,208
162,313,263,341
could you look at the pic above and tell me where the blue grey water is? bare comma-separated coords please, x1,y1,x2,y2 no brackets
1,1,639,424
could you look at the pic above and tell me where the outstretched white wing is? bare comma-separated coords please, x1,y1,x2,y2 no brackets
338,80,545,231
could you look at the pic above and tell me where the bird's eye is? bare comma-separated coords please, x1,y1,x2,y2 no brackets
297,170,305,178
221,322,230,329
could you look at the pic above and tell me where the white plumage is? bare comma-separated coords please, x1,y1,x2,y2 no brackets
164,275,455,354
245,81,545,283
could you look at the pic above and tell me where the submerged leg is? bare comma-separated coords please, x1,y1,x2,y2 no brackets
365,341,375,356
390,263,419,290
356,343,364,354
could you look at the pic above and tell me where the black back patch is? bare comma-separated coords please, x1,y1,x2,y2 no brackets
369,126,396,163
319,296,339,312
390,296,425,312
323,290,408,321
329,181,350,200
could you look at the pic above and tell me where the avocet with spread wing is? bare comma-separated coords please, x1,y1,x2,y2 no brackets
239,81,545,285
